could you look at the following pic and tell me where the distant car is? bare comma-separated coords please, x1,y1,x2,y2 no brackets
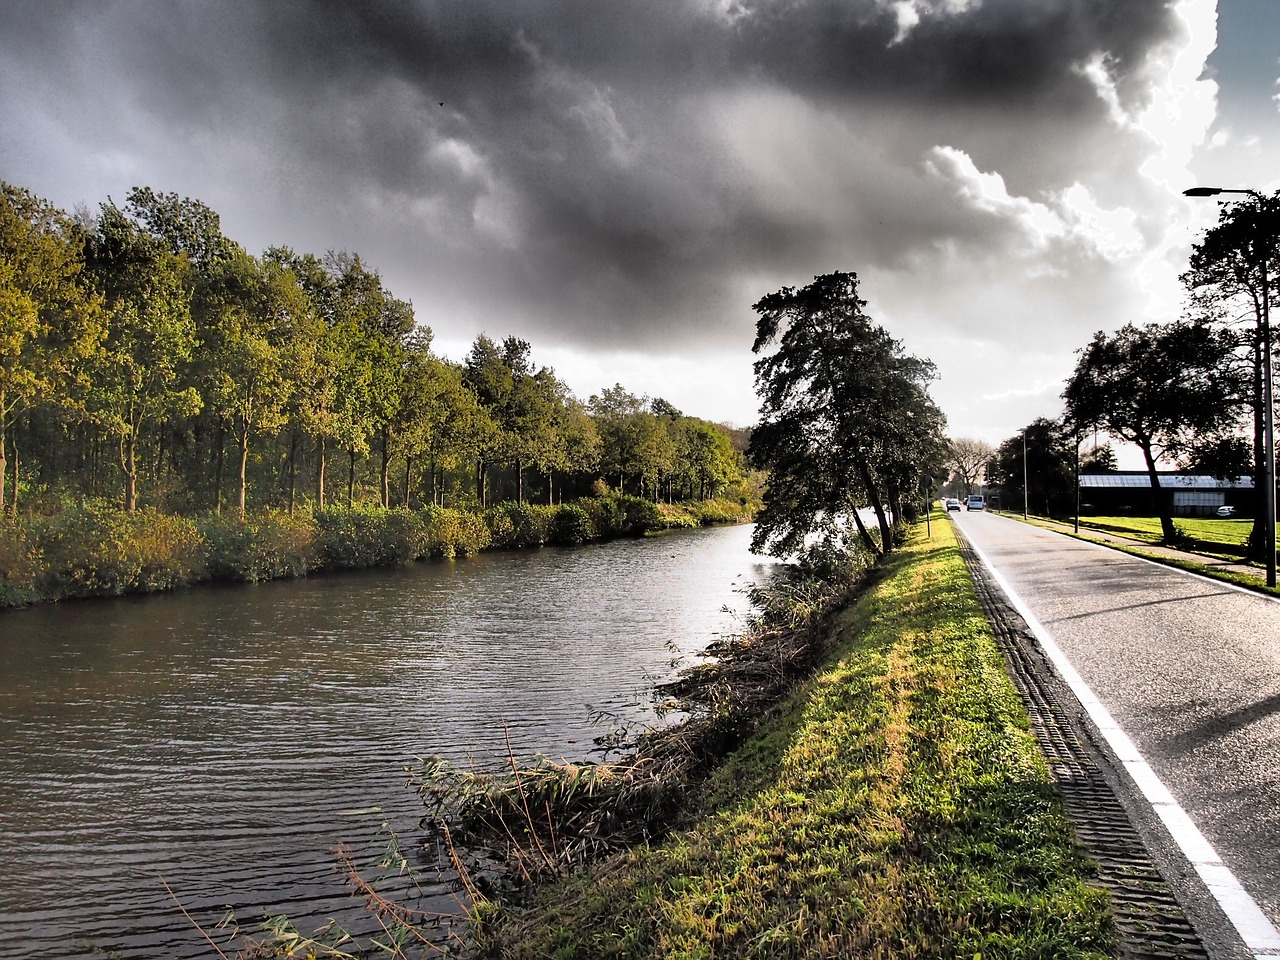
945,498,962,512
1216,505,1236,518
966,495,986,511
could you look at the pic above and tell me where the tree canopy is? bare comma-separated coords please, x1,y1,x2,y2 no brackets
1182,191,1279,555
748,272,946,559
1062,321,1243,540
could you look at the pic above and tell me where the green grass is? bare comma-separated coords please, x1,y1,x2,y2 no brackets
470,518,1114,959
1075,515,1256,560
1015,515,1280,599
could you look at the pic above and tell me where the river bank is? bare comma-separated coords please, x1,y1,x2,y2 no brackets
442,516,1114,959
0,495,757,609
0,523,774,959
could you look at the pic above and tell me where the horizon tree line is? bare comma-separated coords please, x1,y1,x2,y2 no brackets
0,180,753,518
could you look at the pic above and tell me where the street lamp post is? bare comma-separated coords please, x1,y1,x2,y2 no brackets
1184,187,1275,587
1022,428,1029,520
1074,429,1081,535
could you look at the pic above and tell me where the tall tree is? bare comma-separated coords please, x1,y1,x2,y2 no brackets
199,251,307,515
1182,192,1279,556
988,419,1075,519
947,437,995,497
0,182,103,512
748,272,942,558
84,204,201,511
589,384,649,495
1062,322,1244,541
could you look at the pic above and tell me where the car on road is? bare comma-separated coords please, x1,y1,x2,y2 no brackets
945,498,962,512
966,495,986,511
1216,505,1236,518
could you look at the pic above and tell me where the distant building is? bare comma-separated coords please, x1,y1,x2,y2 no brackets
1078,472,1254,517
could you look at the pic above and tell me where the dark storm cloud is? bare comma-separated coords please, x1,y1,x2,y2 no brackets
0,0,1187,353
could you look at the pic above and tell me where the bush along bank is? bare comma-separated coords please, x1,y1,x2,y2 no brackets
0,495,758,609
414,517,1113,959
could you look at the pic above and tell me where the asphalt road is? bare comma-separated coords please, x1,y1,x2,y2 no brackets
952,510,1280,960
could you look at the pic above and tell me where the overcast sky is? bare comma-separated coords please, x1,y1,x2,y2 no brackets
2,0,1277,453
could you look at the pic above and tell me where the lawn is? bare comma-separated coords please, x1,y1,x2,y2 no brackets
1077,515,1258,560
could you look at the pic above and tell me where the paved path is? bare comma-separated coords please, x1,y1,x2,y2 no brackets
952,511,1280,960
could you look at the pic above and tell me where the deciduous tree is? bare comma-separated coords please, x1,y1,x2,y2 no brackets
1182,192,1279,555
0,182,103,512
748,272,943,559
84,205,201,511
1062,322,1243,541
947,437,994,496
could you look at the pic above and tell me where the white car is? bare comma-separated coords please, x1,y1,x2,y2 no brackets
966,495,986,511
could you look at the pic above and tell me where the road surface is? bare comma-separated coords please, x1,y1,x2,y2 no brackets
953,510,1280,960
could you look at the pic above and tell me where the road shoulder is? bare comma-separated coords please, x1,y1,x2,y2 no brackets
953,523,1249,960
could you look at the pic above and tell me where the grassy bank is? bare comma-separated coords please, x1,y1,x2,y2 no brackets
0,495,758,609
467,517,1113,959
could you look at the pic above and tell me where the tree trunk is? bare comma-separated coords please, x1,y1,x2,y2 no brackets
120,433,138,513
316,435,327,510
237,424,250,517
430,454,438,507
849,505,883,558
1249,335,1268,558
213,419,226,516
7,431,17,517
347,447,356,508
379,425,391,509
287,431,298,516
516,457,524,504
1139,439,1177,542
0,393,7,512
403,455,413,508
547,468,554,506
856,456,893,554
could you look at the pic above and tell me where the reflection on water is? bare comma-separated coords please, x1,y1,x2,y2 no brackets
0,523,775,958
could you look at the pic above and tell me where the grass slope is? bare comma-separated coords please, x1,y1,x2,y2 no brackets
473,519,1113,959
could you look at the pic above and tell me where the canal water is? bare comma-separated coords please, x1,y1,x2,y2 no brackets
0,523,776,958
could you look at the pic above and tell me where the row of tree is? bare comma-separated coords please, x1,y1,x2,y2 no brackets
0,181,752,516
945,191,1278,553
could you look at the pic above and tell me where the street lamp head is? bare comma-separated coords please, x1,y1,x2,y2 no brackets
1183,187,1223,197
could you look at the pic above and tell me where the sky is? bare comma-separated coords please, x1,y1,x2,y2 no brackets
1,0,1277,455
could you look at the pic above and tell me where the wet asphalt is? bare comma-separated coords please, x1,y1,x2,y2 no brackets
952,510,1280,960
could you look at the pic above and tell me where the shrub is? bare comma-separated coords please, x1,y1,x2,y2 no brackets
687,498,754,526
653,503,700,530
201,511,320,582
579,496,625,539
485,502,554,548
378,508,433,564
0,517,42,607
130,511,206,591
422,506,491,558
315,505,429,570
484,506,516,549
548,504,596,545
34,501,204,598
614,494,662,535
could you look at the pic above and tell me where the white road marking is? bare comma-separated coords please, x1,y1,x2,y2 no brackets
964,531,1280,959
